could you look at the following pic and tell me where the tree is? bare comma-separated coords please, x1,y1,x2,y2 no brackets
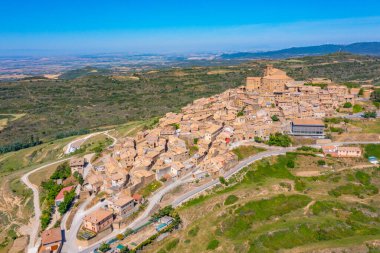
119,246,130,253
116,234,124,240
271,115,279,121
286,160,295,168
58,189,76,215
50,162,71,180
358,88,364,96
343,102,352,108
254,136,263,143
171,123,180,130
363,111,377,118
219,176,228,186
267,133,292,147
73,171,84,185
353,104,363,113
150,205,175,221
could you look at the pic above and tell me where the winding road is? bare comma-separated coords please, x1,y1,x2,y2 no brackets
78,140,380,253
21,130,117,253
22,126,379,253
21,158,71,253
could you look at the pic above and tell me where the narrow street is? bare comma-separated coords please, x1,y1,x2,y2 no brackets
78,140,380,253
22,130,117,253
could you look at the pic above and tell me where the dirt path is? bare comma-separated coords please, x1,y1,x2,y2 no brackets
303,200,316,215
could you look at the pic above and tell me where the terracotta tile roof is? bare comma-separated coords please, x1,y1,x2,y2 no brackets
132,193,142,201
55,185,75,201
41,227,62,245
83,209,113,224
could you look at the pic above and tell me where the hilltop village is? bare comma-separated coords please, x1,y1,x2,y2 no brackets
66,65,365,234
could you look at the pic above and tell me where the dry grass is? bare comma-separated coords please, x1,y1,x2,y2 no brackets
207,69,237,75
111,75,140,81
0,114,26,131
349,118,380,134
28,162,62,188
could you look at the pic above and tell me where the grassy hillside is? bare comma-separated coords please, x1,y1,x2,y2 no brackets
276,53,380,82
0,66,257,145
144,150,380,253
0,120,147,251
1,53,379,146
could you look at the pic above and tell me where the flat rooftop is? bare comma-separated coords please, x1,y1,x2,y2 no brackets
292,119,324,126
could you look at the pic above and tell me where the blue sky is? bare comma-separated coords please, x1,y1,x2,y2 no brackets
1,0,380,54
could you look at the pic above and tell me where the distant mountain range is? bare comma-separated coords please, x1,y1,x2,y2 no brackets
221,42,380,59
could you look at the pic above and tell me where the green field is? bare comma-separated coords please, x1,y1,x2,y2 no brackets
145,150,380,253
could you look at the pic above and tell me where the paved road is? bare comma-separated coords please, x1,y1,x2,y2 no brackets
63,195,105,253
78,147,294,252
77,173,194,253
172,146,295,206
65,130,117,155
173,140,380,206
228,139,282,150
22,131,117,253
21,158,72,253
342,110,380,119
69,140,380,253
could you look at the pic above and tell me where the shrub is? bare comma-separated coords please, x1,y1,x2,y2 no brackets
297,146,320,153
73,171,84,185
207,239,220,250
150,205,175,221
317,160,326,166
286,160,295,168
363,111,377,118
119,246,130,253
99,243,110,252
165,238,179,251
329,127,344,134
267,133,292,147
355,171,371,185
353,104,363,113
224,195,239,205
343,102,352,108
219,177,228,186
188,226,200,237
271,115,279,121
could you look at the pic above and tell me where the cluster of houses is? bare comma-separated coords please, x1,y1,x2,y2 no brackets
36,64,379,253
322,145,362,158
71,65,366,237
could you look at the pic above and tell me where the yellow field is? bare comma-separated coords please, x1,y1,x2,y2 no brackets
0,113,26,131
111,75,140,81
207,69,238,75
